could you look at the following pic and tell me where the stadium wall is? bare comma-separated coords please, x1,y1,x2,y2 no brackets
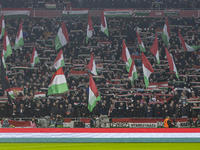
0,128,200,143
0,9,199,18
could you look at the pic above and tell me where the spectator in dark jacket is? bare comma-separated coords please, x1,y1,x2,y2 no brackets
18,104,26,118
58,104,66,117
181,104,188,117
127,104,135,117
66,104,74,117
168,103,175,117
50,103,58,117
34,103,42,118
116,102,126,117
154,104,162,118
146,105,153,117
81,103,90,117
108,104,117,118
162,104,169,119
99,103,108,116
138,103,145,117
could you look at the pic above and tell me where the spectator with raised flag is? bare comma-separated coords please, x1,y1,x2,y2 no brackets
30,47,40,67
88,74,101,112
55,22,69,51
86,14,93,43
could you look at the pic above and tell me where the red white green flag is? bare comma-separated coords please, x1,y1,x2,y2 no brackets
165,47,179,79
136,31,146,52
54,49,65,70
0,14,5,39
15,21,24,48
30,47,40,67
86,14,93,43
150,34,160,64
86,52,98,75
162,17,170,46
121,39,132,72
88,74,101,112
178,30,200,52
3,30,12,60
48,67,68,96
142,52,154,88
101,10,108,37
128,58,138,85
55,22,69,51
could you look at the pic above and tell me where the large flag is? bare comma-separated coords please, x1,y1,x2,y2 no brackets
165,48,179,79
55,22,69,51
150,34,160,64
88,74,101,112
3,30,12,60
178,30,200,52
136,31,146,52
162,17,170,46
54,49,65,70
1,55,15,104
101,10,108,37
0,14,5,39
48,67,68,95
86,14,93,43
86,52,98,75
128,58,138,85
142,52,154,88
121,39,132,72
15,21,24,48
30,47,40,67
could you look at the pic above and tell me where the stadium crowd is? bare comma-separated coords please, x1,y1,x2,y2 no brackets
0,0,200,9
0,14,200,120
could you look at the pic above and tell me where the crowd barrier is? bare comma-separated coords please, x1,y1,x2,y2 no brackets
0,117,197,128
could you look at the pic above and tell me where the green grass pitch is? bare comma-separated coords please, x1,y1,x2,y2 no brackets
0,143,199,150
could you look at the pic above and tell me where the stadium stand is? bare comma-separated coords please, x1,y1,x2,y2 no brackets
0,1,200,126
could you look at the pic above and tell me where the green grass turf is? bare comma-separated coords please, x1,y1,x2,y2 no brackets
0,143,199,150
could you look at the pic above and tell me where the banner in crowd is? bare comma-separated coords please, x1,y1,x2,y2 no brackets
132,10,151,17
0,128,200,142
0,8,32,18
62,9,89,17
10,87,24,95
104,9,133,17
148,81,168,88
164,9,180,16
97,41,112,47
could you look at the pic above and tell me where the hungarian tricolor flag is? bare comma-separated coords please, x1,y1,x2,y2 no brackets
101,10,108,37
30,47,40,67
86,14,93,43
54,49,65,70
1,54,15,104
165,48,179,79
128,58,138,86
3,30,12,60
48,67,68,96
15,21,24,48
142,52,154,88
178,30,200,52
162,17,170,47
55,22,69,51
88,74,101,112
136,31,146,52
150,34,160,64
86,52,98,75
121,39,132,72
0,14,5,39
